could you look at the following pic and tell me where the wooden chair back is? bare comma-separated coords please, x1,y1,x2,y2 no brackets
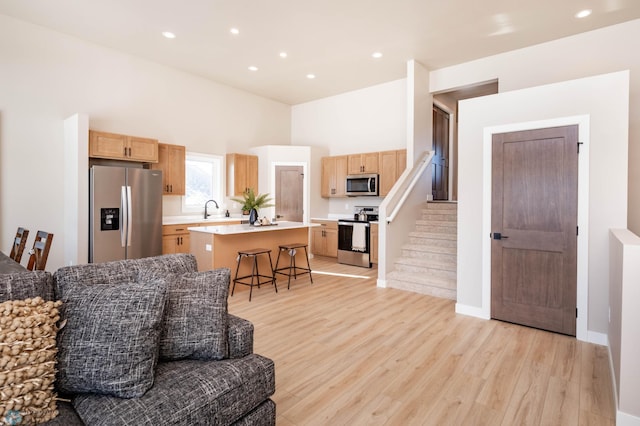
26,231,54,271
9,227,30,263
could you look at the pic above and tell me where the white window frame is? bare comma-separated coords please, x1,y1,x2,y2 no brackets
181,152,224,214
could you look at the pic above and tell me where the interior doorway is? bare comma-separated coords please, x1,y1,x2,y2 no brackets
275,165,304,222
433,80,499,201
490,125,578,336
432,105,450,200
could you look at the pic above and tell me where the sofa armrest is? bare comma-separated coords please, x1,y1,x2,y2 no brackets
228,314,254,358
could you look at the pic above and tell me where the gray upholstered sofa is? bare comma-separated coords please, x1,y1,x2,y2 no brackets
0,254,275,426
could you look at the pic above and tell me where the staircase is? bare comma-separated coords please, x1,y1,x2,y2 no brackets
386,201,457,300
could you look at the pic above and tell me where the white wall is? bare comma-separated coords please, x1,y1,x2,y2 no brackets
609,229,640,422
0,14,291,270
431,19,640,237
457,71,629,337
291,78,406,154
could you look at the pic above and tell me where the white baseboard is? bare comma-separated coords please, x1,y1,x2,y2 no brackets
587,330,608,346
377,279,387,288
617,411,640,426
455,303,490,320
605,336,640,425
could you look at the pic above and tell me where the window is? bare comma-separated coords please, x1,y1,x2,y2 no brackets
182,152,223,213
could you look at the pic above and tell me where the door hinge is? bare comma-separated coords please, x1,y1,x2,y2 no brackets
577,226,579,236
576,307,578,318
578,142,584,154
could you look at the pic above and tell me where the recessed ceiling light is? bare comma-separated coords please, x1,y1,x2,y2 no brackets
306,74,316,79
372,52,383,59
162,31,176,39
576,9,592,18
230,28,240,35
248,66,258,71
279,52,288,58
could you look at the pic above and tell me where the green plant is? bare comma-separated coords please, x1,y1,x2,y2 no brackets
231,188,274,212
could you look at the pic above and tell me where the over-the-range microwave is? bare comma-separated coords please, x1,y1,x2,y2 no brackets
345,174,379,196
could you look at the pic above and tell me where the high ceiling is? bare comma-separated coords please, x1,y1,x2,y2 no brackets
1,0,639,105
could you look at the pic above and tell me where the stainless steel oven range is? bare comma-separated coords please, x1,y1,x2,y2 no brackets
337,206,379,268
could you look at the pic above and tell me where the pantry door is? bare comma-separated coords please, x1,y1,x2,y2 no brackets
491,125,578,335
275,166,304,222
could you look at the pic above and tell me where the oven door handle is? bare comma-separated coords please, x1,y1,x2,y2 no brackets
338,221,370,227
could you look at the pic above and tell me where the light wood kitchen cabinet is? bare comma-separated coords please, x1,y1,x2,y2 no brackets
347,152,379,174
311,220,338,257
321,155,348,198
378,149,407,197
162,224,192,255
370,222,379,264
89,130,158,163
162,220,241,255
226,154,258,196
151,143,185,195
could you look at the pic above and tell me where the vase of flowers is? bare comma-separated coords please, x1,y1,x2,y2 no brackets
231,188,274,225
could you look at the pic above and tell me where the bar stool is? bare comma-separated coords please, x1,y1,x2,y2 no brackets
232,248,277,301
274,243,313,290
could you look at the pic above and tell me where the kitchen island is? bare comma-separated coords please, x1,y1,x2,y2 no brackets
189,222,318,275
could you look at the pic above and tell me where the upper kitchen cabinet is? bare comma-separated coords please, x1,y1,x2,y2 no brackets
321,155,348,198
226,153,258,196
89,130,158,163
347,152,379,175
379,149,407,197
151,143,185,195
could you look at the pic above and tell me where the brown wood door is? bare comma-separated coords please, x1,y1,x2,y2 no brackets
432,105,449,200
491,125,578,336
275,166,304,222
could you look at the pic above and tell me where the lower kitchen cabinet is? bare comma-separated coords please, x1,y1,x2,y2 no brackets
162,221,241,255
162,224,192,254
370,223,379,264
311,220,338,258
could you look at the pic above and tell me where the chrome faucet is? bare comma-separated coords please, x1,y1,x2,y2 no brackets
204,199,219,219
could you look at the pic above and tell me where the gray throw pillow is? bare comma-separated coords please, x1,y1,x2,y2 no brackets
139,268,230,361
56,280,168,398
0,271,55,302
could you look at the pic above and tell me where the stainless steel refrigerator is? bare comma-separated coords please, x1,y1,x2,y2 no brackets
89,165,163,263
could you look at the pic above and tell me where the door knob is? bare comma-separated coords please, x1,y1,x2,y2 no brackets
492,232,509,240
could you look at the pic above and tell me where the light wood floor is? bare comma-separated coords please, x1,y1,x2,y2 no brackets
228,256,616,426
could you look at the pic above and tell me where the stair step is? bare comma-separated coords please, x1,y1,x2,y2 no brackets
405,242,457,255
401,244,457,260
421,213,458,222
415,219,457,227
409,231,457,241
386,271,456,300
415,224,457,234
394,257,457,278
407,235,457,248
424,202,457,211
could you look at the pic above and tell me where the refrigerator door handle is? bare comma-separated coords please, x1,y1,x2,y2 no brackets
120,186,127,247
126,186,133,247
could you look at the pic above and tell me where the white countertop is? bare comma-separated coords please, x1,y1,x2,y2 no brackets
163,215,243,225
188,221,319,235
